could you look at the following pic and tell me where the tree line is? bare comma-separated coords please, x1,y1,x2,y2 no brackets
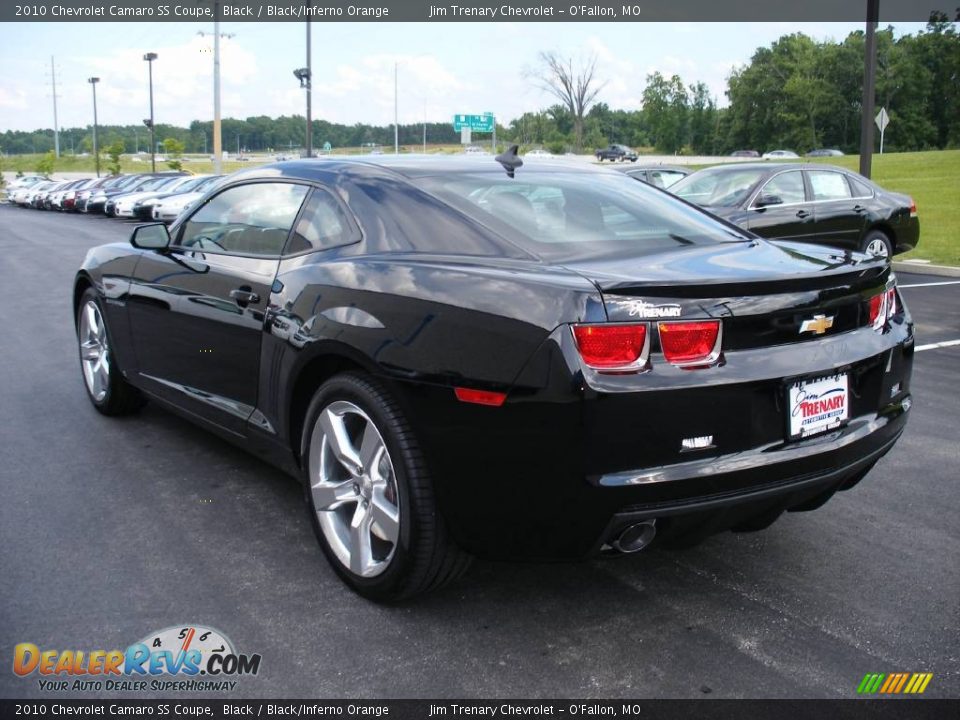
1,18,957,159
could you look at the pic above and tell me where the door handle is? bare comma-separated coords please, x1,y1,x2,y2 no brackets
854,205,866,213
229,288,260,305
796,210,811,219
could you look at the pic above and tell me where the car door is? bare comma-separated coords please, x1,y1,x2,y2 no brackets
806,169,866,249
745,170,816,241
126,181,310,434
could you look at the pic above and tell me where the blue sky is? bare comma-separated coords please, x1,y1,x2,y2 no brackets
0,21,928,133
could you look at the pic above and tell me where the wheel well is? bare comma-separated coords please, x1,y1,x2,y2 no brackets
865,223,895,246
73,276,93,328
288,354,366,468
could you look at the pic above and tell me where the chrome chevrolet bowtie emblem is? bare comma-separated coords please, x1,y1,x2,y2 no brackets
799,314,835,335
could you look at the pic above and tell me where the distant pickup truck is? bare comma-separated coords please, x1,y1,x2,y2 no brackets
595,144,638,162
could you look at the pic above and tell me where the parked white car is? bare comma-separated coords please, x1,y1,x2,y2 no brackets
151,175,225,223
762,149,800,159
112,176,198,218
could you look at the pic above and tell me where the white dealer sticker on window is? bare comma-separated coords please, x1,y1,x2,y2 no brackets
788,373,849,439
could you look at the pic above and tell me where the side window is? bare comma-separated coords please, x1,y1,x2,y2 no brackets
177,183,309,256
808,171,852,201
284,189,356,254
653,170,687,188
847,175,874,198
759,171,805,204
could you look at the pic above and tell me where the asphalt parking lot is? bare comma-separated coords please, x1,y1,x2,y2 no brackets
0,203,957,700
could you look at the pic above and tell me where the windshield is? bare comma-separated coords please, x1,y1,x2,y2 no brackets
672,168,767,207
414,170,750,262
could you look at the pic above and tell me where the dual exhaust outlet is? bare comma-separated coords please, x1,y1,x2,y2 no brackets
611,519,657,553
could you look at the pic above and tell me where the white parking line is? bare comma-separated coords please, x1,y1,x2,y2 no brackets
915,339,960,352
900,280,960,288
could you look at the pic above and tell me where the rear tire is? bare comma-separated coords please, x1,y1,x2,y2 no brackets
301,372,471,602
862,229,893,260
76,288,145,416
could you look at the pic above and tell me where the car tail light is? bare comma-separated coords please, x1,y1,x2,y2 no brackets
909,199,917,218
572,323,649,371
454,387,507,407
658,320,722,367
868,288,897,330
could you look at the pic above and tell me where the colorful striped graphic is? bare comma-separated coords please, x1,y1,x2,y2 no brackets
857,672,933,694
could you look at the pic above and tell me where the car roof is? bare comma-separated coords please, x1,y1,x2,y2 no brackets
226,155,607,183
616,164,689,173
694,162,850,173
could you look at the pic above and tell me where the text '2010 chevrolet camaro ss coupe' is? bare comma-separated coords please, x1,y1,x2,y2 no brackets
74,153,914,601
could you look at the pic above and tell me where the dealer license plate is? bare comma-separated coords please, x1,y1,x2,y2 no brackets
787,373,849,439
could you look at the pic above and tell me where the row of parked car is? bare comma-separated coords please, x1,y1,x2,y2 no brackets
4,155,917,261
6,171,224,223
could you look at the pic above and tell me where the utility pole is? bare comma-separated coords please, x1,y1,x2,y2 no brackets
50,56,60,158
859,0,879,178
198,8,233,173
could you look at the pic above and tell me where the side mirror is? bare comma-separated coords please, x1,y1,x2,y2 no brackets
755,193,784,208
130,223,170,250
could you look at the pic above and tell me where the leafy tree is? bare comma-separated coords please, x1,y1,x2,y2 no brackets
688,82,718,154
162,137,186,171
35,151,55,177
642,73,689,153
105,141,125,175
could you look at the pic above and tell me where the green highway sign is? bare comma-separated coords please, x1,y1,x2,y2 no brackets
453,113,494,133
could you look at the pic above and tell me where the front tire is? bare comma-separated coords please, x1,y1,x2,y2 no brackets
76,288,145,415
302,372,470,602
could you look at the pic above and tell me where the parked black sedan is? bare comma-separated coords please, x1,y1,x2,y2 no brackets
615,163,690,189
671,163,919,259
74,156,913,601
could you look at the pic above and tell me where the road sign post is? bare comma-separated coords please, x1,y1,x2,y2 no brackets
875,106,890,155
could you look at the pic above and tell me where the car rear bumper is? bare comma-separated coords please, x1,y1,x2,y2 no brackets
893,216,920,254
395,321,914,560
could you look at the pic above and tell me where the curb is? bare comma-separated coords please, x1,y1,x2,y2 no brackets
893,261,960,278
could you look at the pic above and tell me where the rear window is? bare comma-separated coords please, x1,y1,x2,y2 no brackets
672,167,767,207
414,171,750,261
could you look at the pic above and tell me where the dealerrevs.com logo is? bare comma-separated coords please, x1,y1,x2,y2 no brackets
13,624,261,693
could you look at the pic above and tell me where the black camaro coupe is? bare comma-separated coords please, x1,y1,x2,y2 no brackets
74,154,914,601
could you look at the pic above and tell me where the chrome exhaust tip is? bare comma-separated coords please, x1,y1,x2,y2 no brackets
612,520,657,553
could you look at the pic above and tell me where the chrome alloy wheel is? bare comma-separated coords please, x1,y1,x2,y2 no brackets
308,400,401,578
866,237,890,259
79,300,111,402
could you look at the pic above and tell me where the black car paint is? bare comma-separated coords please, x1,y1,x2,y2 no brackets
674,163,919,255
75,158,914,560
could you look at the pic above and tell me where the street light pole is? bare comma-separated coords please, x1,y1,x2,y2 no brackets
305,20,312,158
143,52,158,172
394,61,399,155
213,5,222,173
88,77,100,177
